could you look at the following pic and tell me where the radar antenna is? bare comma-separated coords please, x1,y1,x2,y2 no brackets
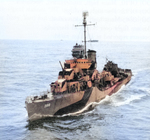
75,12,95,58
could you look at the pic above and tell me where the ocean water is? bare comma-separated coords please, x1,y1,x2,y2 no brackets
0,40,150,140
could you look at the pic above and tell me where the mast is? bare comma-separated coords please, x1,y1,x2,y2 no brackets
83,12,88,58
75,12,95,58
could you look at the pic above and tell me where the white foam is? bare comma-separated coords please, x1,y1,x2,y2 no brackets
138,87,150,94
134,67,150,74
147,89,150,94
112,94,145,107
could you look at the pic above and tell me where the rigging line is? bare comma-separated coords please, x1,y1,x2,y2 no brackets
87,26,93,50
75,26,83,44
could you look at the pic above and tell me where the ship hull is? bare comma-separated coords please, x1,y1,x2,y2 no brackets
87,72,131,105
25,72,132,121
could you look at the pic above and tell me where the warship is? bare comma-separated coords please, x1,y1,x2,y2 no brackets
25,12,132,121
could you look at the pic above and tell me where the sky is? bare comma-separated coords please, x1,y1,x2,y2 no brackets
0,0,150,41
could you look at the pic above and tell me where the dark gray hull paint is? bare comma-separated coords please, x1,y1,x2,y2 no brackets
54,87,93,115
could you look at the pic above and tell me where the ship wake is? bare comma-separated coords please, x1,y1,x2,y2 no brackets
112,94,146,107
56,84,148,117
